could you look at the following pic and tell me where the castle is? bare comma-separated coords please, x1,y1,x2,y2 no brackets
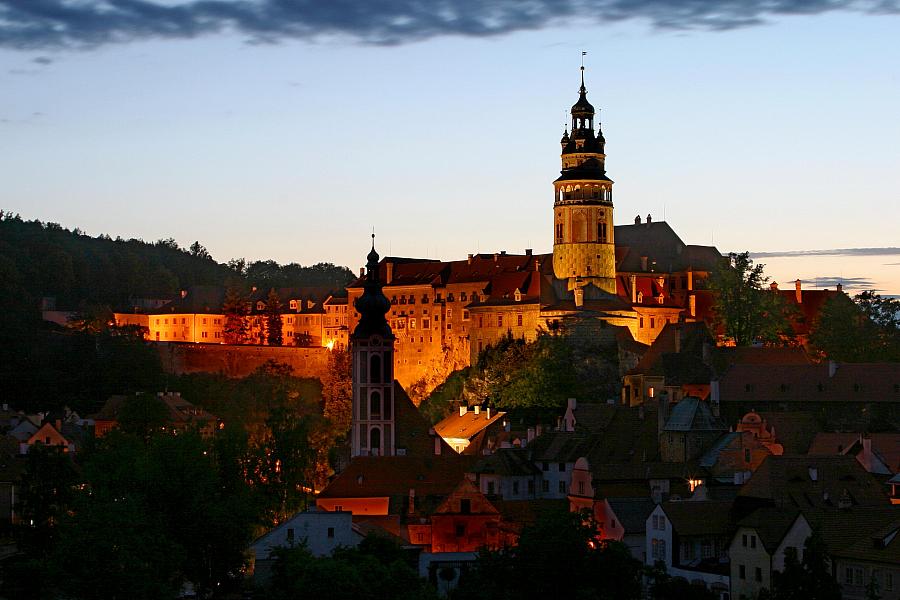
345,67,722,389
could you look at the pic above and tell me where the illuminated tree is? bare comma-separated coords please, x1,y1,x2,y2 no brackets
710,252,794,346
265,288,284,346
222,283,249,345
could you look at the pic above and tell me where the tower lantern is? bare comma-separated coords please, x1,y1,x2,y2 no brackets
552,65,616,294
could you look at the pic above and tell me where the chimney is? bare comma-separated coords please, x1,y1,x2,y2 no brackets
459,405,468,417
828,360,838,378
493,253,500,262
635,214,642,225
526,427,535,443
836,282,843,293
359,267,365,278
408,489,416,515
180,289,188,299
770,281,779,291
640,256,648,271
486,407,491,419
434,436,442,455
574,287,584,308
808,466,818,482
385,262,394,285
646,214,652,224
689,294,697,318
525,248,533,256
55,419,62,431
474,405,480,415
795,279,802,304
467,253,474,264
500,250,507,255
534,259,540,272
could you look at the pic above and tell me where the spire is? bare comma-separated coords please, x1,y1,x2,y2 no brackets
353,235,393,340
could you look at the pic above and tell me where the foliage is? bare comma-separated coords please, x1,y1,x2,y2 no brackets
222,282,250,344
710,252,796,346
116,393,169,438
322,348,353,437
454,508,642,600
427,328,619,418
770,531,842,600
13,445,78,558
810,291,900,361
646,561,718,600
265,288,284,346
267,533,437,600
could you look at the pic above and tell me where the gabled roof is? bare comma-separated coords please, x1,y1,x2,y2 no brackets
718,362,900,404
433,408,505,442
606,497,656,533
808,505,900,565
664,397,726,432
614,221,720,274
736,507,804,553
470,448,540,477
432,479,499,516
808,433,900,474
661,500,734,537
738,455,890,509
393,382,454,457
527,432,595,463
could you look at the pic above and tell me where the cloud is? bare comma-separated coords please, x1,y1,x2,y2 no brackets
0,0,897,50
750,247,900,259
797,276,878,289
31,55,53,65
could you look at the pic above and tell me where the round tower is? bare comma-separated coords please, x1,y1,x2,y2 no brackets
552,66,616,294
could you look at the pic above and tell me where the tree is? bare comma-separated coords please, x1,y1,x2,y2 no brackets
811,291,900,362
770,531,841,600
454,508,642,600
222,283,249,344
322,348,353,437
710,252,795,346
116,393,169,438
265,288,284,346
188,240,211,260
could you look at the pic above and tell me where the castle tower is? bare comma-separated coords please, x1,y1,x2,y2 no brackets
350,237,396,457
552,66,616,294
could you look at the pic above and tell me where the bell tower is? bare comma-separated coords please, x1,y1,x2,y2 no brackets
350,236,396,457
552,65,616,294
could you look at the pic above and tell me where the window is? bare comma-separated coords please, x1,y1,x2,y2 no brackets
558,481,566,494
742,534,748,547
578,481,585,495
598,222,607,242
497,314,503,327
640,317,644,328
528,479,535,495
558,462,566,472
739,565,746,580
455,524,465,537
542,480,549,493
460,499,471,514
513,481,520,495
463,310,470,320
487,481,495,495
542,462,549,472
886,572,893,591
517,314,523,327
702,539,713,558
744,448,751,463
447,308,452,320
650,317,655,328
327,527,335,539
410,318,416,329
751,535,757,549
556,223,563,241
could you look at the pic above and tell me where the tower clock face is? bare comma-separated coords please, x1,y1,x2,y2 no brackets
371,335,382,345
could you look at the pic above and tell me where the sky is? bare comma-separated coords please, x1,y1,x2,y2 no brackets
1,1,899,295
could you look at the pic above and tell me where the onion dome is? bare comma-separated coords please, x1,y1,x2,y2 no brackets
570,68,594,117
352,235,394,340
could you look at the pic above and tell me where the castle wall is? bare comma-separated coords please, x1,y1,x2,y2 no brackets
156,342,329,379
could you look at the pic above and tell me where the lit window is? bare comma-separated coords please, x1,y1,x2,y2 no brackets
517,314,523,327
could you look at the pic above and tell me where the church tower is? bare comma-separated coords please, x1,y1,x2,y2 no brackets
552,66,616,294
350,237,396,457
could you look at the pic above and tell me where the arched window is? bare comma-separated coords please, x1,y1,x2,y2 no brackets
370,390,381,419
573,212,587,243
370,354,382,383
369,427,381,456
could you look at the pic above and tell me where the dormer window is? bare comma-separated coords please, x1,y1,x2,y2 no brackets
256,301,265,311
289,300,298,310
637,292,644,303
514,289,522,302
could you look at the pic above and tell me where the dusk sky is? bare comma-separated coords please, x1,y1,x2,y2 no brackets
1,1,898,294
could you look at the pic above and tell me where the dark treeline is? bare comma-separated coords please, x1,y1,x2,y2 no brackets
0,211,354,310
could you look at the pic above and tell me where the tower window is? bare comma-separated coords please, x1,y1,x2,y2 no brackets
369,427,381,456
370,391,381,419
556,223,563,242
597,222,607,243
370,354,382,383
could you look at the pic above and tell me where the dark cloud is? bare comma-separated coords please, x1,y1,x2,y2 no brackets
751,247,900,259
0,0,897,50
797,276,878,289
31,55,53,64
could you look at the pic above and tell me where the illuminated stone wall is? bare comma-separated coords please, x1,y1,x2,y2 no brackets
156,342,329,379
